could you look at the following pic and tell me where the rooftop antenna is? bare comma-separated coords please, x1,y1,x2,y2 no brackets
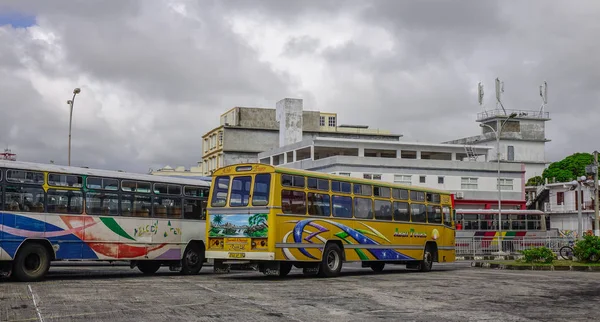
477,82,484,107
495,77,507,115
539,80,548,115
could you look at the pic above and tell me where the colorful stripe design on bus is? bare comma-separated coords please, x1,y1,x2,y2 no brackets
0,213,173,260
281,219,415,261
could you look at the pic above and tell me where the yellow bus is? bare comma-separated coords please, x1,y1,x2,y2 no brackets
205,163,456,278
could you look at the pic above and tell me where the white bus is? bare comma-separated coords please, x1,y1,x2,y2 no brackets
0,160,210,281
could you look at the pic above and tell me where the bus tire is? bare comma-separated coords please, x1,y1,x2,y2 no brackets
318,243,343,277
278,262,293,277
419,245,434,272
370,262,385,272
181,243,204,275
12,242,50,282
138,261,161,275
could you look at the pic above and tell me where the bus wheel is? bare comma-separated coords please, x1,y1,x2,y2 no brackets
370,262,385,272
12,242,50,282
419,247,434,272
318,243,343,277
181,243,204,275
278,262,293,277
138,261,161,275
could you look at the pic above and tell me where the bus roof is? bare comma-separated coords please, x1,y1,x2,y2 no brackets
213,163,451,195
0,160,210,187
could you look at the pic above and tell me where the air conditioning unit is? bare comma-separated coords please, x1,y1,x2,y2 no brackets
455,191,465,199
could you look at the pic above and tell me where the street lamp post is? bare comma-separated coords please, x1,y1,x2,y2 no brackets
67,88,81,166
480,112,517,255
568,176,588,239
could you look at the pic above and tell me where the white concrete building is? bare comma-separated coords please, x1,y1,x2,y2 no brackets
531,181,598,236
444,109,551,181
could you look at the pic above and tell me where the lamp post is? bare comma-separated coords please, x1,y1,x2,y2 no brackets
67,88,81,166
568,176,588,239
479,112,517,254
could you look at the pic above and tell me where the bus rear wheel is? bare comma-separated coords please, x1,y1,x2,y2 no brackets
138,261,161,275
370,262,385,272
419,248,434,272
318,243,343,277
181,243,204,275
13,242,51,282
278,262,293,277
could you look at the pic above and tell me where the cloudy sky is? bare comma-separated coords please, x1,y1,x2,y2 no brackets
1,0,598,175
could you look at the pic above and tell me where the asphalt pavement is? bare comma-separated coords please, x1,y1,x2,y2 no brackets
1,261,598,322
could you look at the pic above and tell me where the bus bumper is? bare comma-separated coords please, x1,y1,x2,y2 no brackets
205,251,275,261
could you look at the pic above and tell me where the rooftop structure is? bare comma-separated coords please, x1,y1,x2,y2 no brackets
201,98,401,176
443,108,551,181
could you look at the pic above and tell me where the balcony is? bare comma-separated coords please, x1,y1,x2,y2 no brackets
477,109,550,122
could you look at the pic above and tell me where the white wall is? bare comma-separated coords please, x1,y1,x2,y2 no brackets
329,171,523,194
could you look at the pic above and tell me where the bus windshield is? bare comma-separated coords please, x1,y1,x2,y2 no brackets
210,174,271,207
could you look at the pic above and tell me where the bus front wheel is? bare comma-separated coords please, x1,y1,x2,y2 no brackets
318,243,343,277
12,242,51,282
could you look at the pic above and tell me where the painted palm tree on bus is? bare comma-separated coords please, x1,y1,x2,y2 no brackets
212,214,224,226
248,213,267,227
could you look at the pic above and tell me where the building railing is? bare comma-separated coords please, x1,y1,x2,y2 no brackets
318,126,392,135
477,109,550,121
455,237,573,256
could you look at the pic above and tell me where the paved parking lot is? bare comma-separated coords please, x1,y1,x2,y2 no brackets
1,261,600,322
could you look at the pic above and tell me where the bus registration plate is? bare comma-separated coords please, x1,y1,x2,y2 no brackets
225,238,249,252
228,252,246,258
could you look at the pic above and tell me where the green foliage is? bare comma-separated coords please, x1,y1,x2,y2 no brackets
573,235,600,263
526,176,544,186
520,246,555,264
542,152,594,183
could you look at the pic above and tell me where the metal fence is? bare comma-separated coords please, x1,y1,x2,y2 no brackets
455,237,573,256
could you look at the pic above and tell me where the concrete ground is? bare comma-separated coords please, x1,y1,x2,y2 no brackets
1,261,599,322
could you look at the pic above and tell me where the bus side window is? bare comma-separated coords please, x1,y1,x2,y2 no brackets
411,204,426,223
282,190,306,215
183,199,204,220
393,202,410,222
332,195,352,218
5,185,45,212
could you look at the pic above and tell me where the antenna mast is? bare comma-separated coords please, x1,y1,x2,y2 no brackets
478,82,484,107
495,77,506,115
539,80,548,116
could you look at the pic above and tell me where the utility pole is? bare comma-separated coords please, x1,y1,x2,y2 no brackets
595,151,599,237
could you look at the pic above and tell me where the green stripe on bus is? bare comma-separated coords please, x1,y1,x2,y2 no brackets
100,217,136,241
334,231,369,260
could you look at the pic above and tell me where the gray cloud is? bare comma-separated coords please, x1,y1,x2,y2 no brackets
0,0,598,176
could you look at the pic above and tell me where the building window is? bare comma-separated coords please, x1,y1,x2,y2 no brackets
557,191,564,205
498,178,513,190
438,176,444,184
363,173,382,180
218,131,223,146
461,177,478,189
507,145,514,161
328,116,336,127
338,172,351,177
394,175,412,185
419,176,426,183
204,139,208,152
319,116,325,126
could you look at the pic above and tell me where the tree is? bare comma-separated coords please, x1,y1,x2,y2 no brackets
541,152,594,183
526,176,543,186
